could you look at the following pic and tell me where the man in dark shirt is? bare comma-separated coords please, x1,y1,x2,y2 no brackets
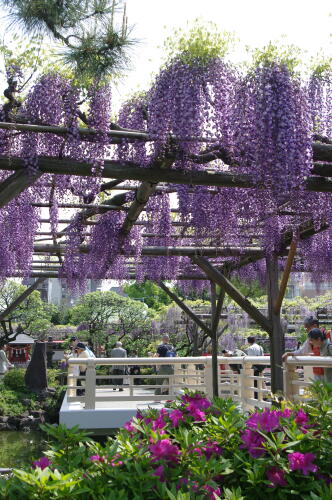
155,335,175,395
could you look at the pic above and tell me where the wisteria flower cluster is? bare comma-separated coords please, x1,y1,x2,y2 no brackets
1,51,332,290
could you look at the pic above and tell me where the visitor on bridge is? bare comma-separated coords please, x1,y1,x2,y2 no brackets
110,342,127,391
155,334,176,395
245,336,265,399
76,342,90,396
221,348,246,374
283,316,320,360
283,328,332,383
70,336,95,358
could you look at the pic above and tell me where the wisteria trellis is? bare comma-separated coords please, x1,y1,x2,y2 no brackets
1,58,332,291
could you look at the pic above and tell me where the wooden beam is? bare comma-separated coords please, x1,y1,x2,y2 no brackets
192,256,272,334
0,277,46,321
274,238,298,314
159,282,211,336
31,244,264,257
266,253,284,393
0,169,42,208
1,155,331,192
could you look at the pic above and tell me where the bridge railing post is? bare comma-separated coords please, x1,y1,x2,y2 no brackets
84,360,96,410
204,358,213,399
241,360,254,411
283,360,299,403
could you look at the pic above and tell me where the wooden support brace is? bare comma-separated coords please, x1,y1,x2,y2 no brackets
121,153,175,236
274,238,298,315
0,277,46,321
159,282,211,336
192,256,272,334
0,169,42,208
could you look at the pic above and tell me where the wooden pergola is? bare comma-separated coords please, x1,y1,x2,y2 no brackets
1,118,332,396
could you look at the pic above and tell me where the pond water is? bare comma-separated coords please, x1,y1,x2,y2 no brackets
0,431,45,468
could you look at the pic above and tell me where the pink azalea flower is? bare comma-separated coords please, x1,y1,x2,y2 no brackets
187,404,206,421
258,410,280,432
89,455,105,462
169,409,185,427
203,484,221,499
266,467,288,487
295,409,308,426
149,438,181,463
153,465,166,482
32,456,51,470
124,421,135,432
203,441,223,459
280,408,292,418
181,394,211,410
152,409,168,431
247,410,280,432
177,477,189,489
240,429,266,458
288,452,318,475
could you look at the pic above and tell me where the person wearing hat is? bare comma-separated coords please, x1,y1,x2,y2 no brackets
76,342,89,396
283,316,319,361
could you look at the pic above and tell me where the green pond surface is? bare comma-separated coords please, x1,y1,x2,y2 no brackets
0,431,45,469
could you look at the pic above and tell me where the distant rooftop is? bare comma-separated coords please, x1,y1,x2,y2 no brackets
8,333,35,344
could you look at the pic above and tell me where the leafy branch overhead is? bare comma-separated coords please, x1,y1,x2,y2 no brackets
2,0,135,79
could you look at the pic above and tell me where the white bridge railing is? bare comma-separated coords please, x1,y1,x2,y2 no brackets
67,356,332,411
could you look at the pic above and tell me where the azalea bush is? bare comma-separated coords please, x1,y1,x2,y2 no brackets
1,384,332,499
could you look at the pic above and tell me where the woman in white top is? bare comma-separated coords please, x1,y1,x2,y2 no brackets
0,348,14,377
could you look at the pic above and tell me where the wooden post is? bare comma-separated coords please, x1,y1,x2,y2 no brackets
266,253,284,393
274,238,298,314
210,281,219,398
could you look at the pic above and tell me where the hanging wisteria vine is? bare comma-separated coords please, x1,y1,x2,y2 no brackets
0,44,332,291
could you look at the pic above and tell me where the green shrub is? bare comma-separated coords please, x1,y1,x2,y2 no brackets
3,368,26,391
2,385,332,499
0,387,25,416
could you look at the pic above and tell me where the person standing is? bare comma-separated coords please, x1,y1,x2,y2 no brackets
0,347,13,378
76,342,89,396
306,329,332,382
155,334,176,395
283,316,319,360
110,341,127,391
245,336,264,399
